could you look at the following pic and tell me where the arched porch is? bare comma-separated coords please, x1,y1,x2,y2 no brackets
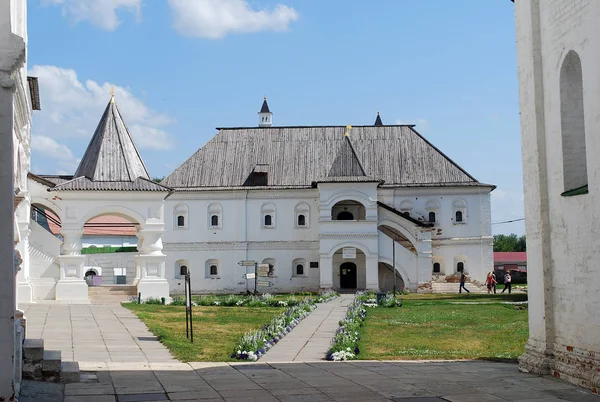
320,242,380,291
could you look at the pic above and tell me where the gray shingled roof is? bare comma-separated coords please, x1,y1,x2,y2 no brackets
74,99,150,182
163,125,492,190
374,113,383,127
49,177,169,192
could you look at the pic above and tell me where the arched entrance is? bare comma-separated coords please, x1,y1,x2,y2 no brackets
332,200,366,221
340,262,357,289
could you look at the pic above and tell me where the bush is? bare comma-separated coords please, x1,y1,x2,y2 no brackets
144,298,162,305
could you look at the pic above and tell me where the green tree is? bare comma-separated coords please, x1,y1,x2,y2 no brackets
493,234,526,252
152,176,165,183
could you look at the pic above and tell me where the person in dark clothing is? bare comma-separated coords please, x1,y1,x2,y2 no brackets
501,271,512,294
459,272,470,294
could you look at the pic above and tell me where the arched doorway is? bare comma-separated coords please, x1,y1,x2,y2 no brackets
340,262,357,289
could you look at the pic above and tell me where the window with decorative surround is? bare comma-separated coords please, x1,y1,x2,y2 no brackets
207,203,222,229
175,259,189,279
292,258,307,277
426,199,440,224
295,202,310,228
205,259,220,278
173,204,188,230
452,200,467,224
261,203,276,228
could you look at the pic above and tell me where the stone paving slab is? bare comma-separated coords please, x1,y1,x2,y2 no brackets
21,303,178,365
31,360,593,401
261,295,353,362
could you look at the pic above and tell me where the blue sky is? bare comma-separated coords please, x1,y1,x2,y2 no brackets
27,0,524,235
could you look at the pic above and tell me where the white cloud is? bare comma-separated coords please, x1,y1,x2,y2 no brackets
28,65,175,173
168,0,299,39
30,135,80,173
41,0,142,31
396,119,429,130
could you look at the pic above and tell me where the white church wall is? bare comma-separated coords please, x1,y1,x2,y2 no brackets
515,0,600,389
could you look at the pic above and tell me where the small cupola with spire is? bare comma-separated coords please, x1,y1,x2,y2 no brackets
374,111,383,127
258,96,273,127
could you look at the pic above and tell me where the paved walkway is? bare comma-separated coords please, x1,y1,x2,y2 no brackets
261,294,354,362
21,303,177,367
21,360,600,402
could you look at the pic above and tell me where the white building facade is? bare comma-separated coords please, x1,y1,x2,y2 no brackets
25,99,494,300
514,0,600,392
161,101,495,295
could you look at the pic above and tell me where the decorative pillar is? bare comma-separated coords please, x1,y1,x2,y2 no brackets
319,255,333,290
416,230,433,285
135,224,170,302
55,229,88,301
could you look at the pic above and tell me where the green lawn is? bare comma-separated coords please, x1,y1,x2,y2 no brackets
124,304,283,362
358,293,528,361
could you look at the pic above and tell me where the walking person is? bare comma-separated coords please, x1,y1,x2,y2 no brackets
492,271,497,294
486,272,497,294
459,271,470,294
501,270,512,294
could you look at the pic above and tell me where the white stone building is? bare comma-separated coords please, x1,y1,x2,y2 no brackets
26,96,495,301
514,0,600,392
0,0,40,397
161,99,495,295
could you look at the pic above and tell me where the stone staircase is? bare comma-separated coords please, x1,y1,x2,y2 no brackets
88,285,138,304
432,282,485,294
23,339,79,383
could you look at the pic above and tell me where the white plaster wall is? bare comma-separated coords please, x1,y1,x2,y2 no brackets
82,235,138,248
166,248,320,295
517,0,600,357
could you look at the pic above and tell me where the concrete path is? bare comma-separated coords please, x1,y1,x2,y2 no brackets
21,303,177,367
21,360,599,402
261,294,354,362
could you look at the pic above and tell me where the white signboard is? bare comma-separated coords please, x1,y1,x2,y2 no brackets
244,273,256,279
342,247,356,259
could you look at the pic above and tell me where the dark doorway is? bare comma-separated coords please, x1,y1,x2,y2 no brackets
340,262,357,289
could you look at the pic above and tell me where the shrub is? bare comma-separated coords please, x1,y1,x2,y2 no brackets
144,298,162,305
326,293,367,361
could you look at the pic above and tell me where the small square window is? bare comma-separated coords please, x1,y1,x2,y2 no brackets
310,262,319,268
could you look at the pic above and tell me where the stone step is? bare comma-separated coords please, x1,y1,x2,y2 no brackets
23,338,44,362
60,361,80,383
42,350,62,373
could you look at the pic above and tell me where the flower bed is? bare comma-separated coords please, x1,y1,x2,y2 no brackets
357,291,403,308
231,291,338,361
326,295,367,361
170,291,340,308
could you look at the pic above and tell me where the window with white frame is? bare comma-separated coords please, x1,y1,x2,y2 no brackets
175,259,189,279
261,203,276,228
431,256,444,275
292,258,307,277
295,202,310,228
173,204,188,229
452,200,467,224
425,199,440,224
205,259,220,278
207,203,222,229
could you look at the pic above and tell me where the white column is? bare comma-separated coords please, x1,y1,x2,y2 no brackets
136,224,170,302
55,229,88,301
319,255,333,290
365,255,379,291
0,74,18,401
